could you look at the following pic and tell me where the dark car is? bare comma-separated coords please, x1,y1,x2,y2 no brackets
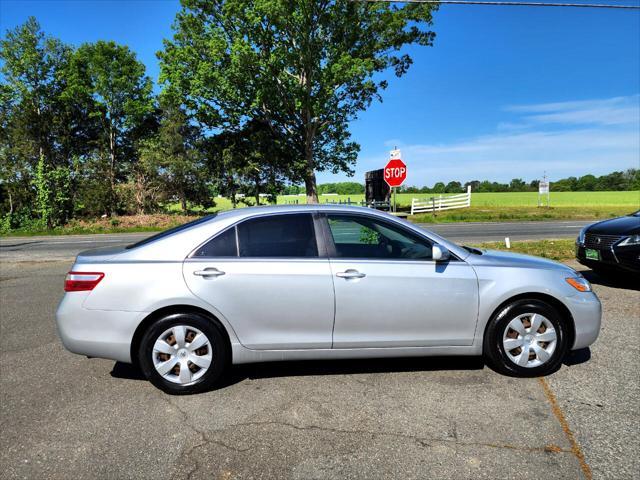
576,211,640,276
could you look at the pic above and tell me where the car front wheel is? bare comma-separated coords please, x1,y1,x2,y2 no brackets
484,299,569,377
138,312,229,395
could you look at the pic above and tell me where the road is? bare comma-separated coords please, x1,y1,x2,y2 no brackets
0,219,590,262
0,259,638,479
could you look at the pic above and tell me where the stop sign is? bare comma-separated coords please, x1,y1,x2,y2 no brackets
384,159,407,188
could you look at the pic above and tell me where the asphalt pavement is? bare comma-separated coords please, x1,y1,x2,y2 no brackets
0,219,590,262
0,258,638,479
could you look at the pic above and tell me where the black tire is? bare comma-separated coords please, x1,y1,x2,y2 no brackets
483,299,569,377
138,312,229,395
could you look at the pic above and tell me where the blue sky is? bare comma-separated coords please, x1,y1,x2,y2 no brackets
1,0,639,186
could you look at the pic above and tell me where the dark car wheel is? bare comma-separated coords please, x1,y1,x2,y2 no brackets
138,312,229,395
484,299,569,377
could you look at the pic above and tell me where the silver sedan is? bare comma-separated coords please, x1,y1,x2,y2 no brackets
56,205,601,394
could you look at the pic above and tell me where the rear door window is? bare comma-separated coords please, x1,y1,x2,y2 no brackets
192,227,238,257
237,214,318,258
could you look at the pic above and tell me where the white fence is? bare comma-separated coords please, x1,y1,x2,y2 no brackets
411,186,471,215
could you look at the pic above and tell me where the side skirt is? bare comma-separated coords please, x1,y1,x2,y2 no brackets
230,343,483,365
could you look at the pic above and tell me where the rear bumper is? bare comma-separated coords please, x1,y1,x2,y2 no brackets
56,293,146,363
565,291,602,350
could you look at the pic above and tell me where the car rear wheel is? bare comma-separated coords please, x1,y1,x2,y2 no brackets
138,312,229,395
484,299,568,377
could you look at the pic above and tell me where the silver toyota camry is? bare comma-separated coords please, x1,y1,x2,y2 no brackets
56,205,601,394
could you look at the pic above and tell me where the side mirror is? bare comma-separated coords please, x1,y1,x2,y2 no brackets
432,244,450,262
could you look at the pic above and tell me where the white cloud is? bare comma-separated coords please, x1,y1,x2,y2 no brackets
505,95,640,126
338,95,640,185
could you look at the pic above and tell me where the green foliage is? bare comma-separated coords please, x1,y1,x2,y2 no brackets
0,17,73,226
33,153,51,228
359,226,380,245
159,0,436,201
31,153,72,228
65,40,155,215
137,98,213,212
445,181,463,193
0,17,157,228
317,182,365,195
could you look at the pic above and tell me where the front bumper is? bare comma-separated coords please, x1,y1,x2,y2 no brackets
56,293,146,363
576,243,640,274
565,291,602,350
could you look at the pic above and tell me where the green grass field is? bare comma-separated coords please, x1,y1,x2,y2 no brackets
277,191,639,208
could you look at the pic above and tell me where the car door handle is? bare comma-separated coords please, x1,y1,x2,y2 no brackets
336,269,366,279
193,268,225,277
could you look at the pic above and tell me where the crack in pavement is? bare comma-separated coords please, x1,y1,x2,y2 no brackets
162,397,209,480
225,420,573,454
166,412,573,479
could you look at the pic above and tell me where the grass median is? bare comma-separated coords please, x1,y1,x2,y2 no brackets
469,238,576,261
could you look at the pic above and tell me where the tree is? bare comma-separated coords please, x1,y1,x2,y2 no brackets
465,180,480,192
206,120,289,206
445,181,463,193
66,41,154,215
159,0,436,203
509,178,526,192
138,98,212,212
529,179,540,191
0,17,74,226
432,182,445,194
551,176,577,192
576,174,597,191
596,171,627,191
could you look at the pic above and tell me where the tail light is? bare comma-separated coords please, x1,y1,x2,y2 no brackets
64,272,104,292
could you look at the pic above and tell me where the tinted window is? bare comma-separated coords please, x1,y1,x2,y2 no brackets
237,214,318,258
327,214,433,260
193,227,237,257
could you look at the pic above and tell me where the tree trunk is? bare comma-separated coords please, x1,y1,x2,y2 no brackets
304,168,318,204
181,195,187,212
255,176,260,206
304,132,318,204
108,124,116,216
230,184,237,208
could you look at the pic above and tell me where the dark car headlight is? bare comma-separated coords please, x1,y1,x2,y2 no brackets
617,234,640,247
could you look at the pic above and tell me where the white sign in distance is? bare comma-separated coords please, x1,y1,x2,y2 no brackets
539,181,550,194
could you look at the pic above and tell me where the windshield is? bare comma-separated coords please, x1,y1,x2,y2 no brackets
125,215,216,250
630,211,640,217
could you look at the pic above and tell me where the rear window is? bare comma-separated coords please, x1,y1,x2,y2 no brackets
238,214,318,258
126,215,215,250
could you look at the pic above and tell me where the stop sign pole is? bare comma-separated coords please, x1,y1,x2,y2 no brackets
384,149,407,212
